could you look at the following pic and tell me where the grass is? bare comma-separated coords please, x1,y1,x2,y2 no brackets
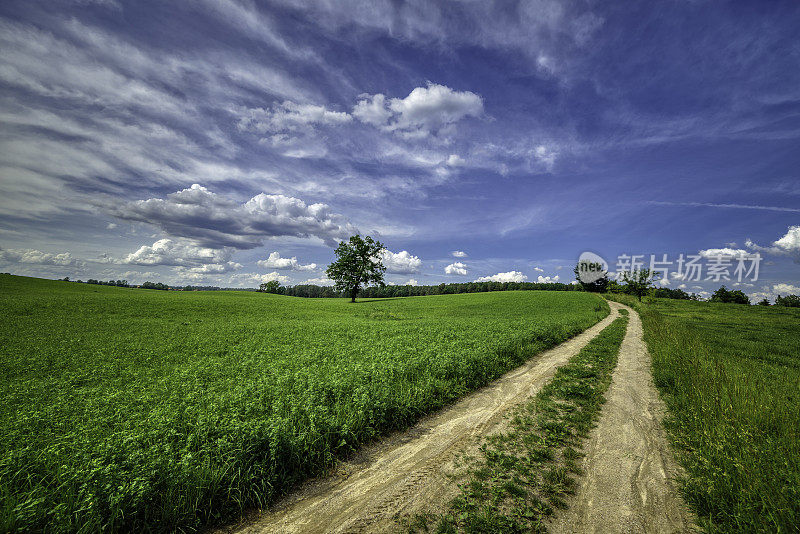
605,294,800,532
409,314,629,533
0,274,608,533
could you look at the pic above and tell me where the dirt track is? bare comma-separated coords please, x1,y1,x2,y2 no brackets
225,302,694,533
548,304,695,533
224,305,622,534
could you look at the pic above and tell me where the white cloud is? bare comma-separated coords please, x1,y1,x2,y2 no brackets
236,101,352,134
109,184,356,249
0,247,83,267
380,249,422,274
352,93,392,128
536,275,560,283
451,250,467,258
475,270,527,283
123,238,233,267
354,83,483,138
230,271,290,285
257,251,317,271
533,267,544,272
445,262,468,275
746,226,800,260
406,278,419,286
697,248,751,258
303,276,334,286
446,154,466,167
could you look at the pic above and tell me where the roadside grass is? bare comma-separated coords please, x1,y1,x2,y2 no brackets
0,274,608,533
605,294,800,532
408,314,628,533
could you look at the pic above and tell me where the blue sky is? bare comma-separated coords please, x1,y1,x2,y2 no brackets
0,0,798,300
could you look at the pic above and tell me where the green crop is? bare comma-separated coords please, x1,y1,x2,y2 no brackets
0,274,607,533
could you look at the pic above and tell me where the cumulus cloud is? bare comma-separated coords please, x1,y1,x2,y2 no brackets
354,83,483,139
108,184,356,249
380,249,422,274
406,278,419,286
475,270,527,283
746,225,800,260
533,267,544,272
749,282,800,303
257,251,317,271
445,262,468,275
123,238,233,266
451,250,467,258
536,275,560,283
0,247,83,267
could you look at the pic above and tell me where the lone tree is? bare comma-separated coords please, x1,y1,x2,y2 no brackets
326,234,386,302
620,268,660,302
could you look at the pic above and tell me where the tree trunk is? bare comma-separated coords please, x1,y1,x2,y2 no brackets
350,288,357,302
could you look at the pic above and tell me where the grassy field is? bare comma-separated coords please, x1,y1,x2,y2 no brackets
605,294,800,532
0,275,608,533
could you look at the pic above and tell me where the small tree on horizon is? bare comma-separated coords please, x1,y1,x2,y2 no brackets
573,261,610,292
326,234,386,302
620,268,659,302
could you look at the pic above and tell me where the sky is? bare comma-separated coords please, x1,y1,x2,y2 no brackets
0,0,798,301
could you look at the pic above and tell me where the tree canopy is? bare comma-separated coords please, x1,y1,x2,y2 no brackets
326,234,386,302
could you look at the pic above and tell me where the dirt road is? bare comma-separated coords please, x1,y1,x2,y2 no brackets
548,304,695,533
224,304,622,534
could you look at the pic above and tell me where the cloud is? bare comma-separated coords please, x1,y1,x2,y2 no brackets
533,267,544,272
451,250,468,258
354,83,483,139
445,262,468,275
302,276,334,286
229,271,290,285
406,278,419,286
236,101,352,134
108,184,356,249
380,249,422,274
746,226,800,260
475,270,527,283
123,238,233,266
697,248,751,258
257,251,317,271
749,282,800,303
0,247,84,267
536,275,560,283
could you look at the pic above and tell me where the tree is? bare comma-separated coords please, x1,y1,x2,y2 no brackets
775,294,800,307
620,268,659,302
259,280,283,294
709,286,750,305
573,261,609,293
757,297,771,306
326,234,386,302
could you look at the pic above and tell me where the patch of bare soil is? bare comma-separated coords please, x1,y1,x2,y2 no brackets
218,306,622,534
548,304,696,534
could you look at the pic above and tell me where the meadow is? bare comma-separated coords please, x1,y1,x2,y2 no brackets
605,294,800,532
0,275,608,533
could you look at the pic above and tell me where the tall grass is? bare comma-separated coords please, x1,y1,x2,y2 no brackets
605,294,800,532
0,275,608,533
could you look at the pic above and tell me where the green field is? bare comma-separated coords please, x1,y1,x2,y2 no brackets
0,275,608,533
606,294,800,532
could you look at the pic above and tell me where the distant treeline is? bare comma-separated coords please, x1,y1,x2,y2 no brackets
277,281,581,298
